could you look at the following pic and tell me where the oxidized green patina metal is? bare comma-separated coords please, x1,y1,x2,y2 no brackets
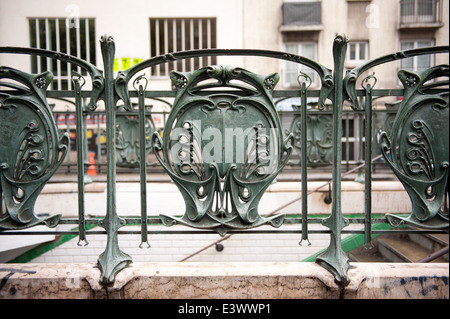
0,67,68,230
115,107,155,168
152,65,294,236
315,35,351,286
96,35,132,284
379,65,449,229
0,35,448,287
287,103,333,167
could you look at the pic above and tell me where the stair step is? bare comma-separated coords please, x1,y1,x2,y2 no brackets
347,240,390,262
409,232,449,258
377,234,448,263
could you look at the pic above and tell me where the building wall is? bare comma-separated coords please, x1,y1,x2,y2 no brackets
1,0,447,88
0,0,245,93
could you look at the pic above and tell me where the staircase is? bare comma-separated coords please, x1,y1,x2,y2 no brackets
348,229,449,263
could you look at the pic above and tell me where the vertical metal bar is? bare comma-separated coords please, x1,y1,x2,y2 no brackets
73,75,87,246
66,20,71,91
35,19,40,74
164,19,169,58
97,113,102,174
85,19,90,64
83,107,91,184
300,81,310,246
198,19,203,69
173,19,177,71
315,35,350,286
364,81,373,247
190,19,194,70
207,18,211,66
97,35,132,285
76,19,81,74
65,112,71,173
56,19,62,89
355,109,365,182
155,19,160,76
44,19,50,74
137,80,150,248
345,113,350,170
358,111,364,163
372,112,377,173
181,18,186,71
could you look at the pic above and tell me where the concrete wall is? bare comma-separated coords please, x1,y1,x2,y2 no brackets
0,262,448,299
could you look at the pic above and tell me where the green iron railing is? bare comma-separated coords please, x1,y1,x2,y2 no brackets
48,100,391,176
0,35,448,286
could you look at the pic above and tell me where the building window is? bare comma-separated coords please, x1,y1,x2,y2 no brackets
348,41,368,64
284,43,317,87
400,40,435,73
400,0,440,24
282,1,322,26
28,18,96,90
149,17,217,77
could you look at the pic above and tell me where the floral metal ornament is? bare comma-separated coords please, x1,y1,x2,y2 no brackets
288,105,333,167
0,67,68,229
153,65,294,236
379,65,449,229
115,110,155,167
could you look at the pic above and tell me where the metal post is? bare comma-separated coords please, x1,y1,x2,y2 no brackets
97,35,132,285
136,76,150,248
315,35,350,286
363,76,375,247
299,77,310,246
65,112,71,173
73,74,87,246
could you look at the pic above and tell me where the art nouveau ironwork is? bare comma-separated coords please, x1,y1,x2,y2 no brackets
152,65,293,235
380,66,449,229
0,35,448,287
0,68,68,230
116,107,155,168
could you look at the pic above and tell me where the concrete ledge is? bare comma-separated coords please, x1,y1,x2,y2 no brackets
0,262,448,299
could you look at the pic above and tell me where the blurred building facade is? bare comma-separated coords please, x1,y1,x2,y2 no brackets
0,0,448,91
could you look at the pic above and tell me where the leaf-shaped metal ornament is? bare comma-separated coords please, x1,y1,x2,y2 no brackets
0,67,68,230
379,65,449,229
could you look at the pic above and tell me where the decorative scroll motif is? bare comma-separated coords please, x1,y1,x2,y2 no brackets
115,108,155,167
0,67,68,230
152,65,294,236
379,65,449,229
287,105,333,166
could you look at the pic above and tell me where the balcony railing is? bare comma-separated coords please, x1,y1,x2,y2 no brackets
400,0,443,26
0,35,448,286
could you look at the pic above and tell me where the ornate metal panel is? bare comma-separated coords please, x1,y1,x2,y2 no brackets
379,66,449,229
288,104,333,166
152,65,294,236
115,107,155,167
0,67,68,229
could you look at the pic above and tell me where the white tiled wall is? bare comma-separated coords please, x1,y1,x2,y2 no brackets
28,181,408,264
30,224,354,264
